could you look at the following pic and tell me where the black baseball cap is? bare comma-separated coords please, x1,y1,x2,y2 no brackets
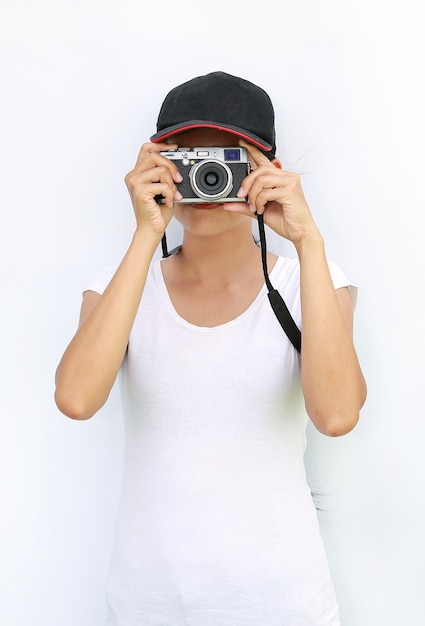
150,71,276,155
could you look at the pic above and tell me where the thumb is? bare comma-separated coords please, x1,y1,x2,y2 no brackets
222,201,255,217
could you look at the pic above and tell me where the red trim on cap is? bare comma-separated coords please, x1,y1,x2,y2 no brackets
151,123,272,151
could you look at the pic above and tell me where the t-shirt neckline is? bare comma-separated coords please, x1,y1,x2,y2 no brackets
155,256,284,332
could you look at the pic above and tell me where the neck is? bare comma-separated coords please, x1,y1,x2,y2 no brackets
172,223,263,284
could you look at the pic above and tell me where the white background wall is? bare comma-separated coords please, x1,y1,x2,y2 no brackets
1,1,424,624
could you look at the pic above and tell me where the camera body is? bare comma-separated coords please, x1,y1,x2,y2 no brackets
159,146,251,203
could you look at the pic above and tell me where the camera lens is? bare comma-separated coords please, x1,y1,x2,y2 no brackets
189,159,233,200
205,172,219,186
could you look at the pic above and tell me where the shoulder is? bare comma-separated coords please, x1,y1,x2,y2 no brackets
274,255,357,298
84,265,117,296
270,256,300,291
83,260,161,297
270,256,358,322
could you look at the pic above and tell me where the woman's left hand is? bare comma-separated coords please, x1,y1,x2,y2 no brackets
224,141,321,246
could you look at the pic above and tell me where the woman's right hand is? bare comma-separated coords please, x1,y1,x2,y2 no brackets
55,142,185,420
124,142,183,235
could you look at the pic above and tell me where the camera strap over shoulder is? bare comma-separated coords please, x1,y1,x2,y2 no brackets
257,213,302,353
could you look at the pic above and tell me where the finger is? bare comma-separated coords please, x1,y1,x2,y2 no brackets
250,172,288,193
237,165,283,200
251,189,275,215
133,181,178,209
132,150,183,184
126,166,181,207
238,140,274,168
126,164,176,192
134,142,179,168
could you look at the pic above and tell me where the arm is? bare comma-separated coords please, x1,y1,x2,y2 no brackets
54,142,182,420
295,234,367,436
227,142,367,436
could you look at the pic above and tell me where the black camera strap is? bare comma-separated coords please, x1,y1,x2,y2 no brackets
257,213,302,353
161,233,181,258
161,233,170,258
162,224,301,353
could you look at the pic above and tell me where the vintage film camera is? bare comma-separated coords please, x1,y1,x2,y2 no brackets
158,146,251,203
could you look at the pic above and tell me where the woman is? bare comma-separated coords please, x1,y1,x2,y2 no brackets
55,71,367,625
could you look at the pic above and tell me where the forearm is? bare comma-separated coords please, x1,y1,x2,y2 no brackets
296,235,366,436
55,228,161,419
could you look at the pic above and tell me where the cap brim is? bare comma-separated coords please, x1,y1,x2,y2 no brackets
150,121,273,152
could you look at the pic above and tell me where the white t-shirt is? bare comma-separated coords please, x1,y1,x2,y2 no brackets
86,256,356,626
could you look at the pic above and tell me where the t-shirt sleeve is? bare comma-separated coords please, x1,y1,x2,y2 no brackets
328,260,358,310
83,265,117,296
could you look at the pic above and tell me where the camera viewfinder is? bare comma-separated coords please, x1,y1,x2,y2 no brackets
224,149,240,161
